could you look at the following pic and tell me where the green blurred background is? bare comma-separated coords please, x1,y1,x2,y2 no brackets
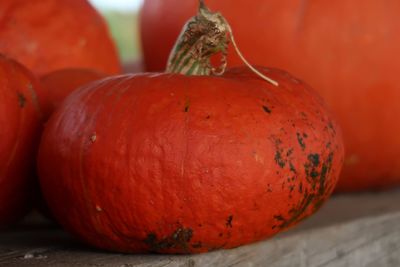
89,0,142,63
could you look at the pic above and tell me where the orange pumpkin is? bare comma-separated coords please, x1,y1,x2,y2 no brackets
140,0,400,192
38,66,344,253
0,54,42,228
39,68,105,121
0,0,121,76
39,4,343,252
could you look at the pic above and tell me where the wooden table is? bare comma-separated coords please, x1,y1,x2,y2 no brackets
1,189,400,267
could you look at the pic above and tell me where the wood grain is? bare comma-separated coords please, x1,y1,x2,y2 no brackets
1,189,400,267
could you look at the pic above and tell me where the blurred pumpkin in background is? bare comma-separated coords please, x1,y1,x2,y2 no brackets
0,55,42,228
140,0,400,192
39,68,106,120
0,0,121,76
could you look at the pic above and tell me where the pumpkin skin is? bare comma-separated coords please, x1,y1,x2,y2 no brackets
39,68,105,121
0,55,42,228
33,68,106,218
140,0,400,191
38,67,344,253
0,0,121,76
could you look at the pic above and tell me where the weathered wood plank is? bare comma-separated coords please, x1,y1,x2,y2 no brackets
1,189,400,267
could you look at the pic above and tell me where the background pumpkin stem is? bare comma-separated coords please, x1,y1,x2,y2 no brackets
166,0,279,86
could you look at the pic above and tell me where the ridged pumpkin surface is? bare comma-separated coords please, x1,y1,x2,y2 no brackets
0,0,121,75
38,67,344,253
140,0,400,192
0,55,42,228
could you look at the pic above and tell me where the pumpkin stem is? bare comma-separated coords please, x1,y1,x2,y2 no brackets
166,0,278,86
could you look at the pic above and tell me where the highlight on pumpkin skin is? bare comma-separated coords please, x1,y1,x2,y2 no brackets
166,0,279,86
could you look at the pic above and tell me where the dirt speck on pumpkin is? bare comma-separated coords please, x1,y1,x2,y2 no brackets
17,92,27,107
296,132,306,150
262,105,271,114
274,150,286,168
144,227,193,252
226,215,233,228
191,242,202,249
184,99,190,112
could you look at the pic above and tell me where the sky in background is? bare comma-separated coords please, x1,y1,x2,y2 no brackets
89,0,143,11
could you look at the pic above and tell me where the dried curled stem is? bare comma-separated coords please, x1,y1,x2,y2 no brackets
166,0,278,87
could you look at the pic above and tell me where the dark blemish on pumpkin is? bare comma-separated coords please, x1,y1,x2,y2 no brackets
17,92,26,107
183,98,190,112
274,192,315,229
326,142,332,149
198,224,202,227
328,121,336,133
289,185,295,193
300,112,307,118
318,152,334,197
274,215,285,221
275,151,335,229
184,104,190,112
289,162,297,174
144,227,193,252
226,215,233,228
310,170,319,180
219,233,223,237
288,207,296,214
304,154,321,185
262,105,271,114
206,115,211,119
308,154,320,167
192,242,202,249
275,150,286,168
296,132,306,150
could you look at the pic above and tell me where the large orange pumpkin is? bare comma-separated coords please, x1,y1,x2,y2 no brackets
0,0,121,76
140,0,400,192
0,55,42,228
38,67,344,253
38,5,343,253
